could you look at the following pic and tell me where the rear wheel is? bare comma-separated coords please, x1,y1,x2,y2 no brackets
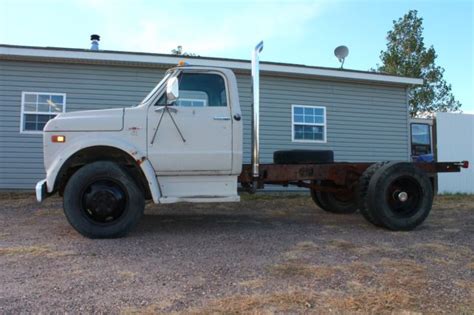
357,161,392,226
310,188,325,209
310,185,358,214
366,162,433,231
63,161,145,238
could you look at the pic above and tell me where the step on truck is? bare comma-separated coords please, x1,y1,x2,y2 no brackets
36,42,469,238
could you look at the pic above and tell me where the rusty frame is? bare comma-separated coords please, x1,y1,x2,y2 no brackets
238,162,467,191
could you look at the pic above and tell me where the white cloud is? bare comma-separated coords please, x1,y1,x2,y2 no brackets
74,0,327,56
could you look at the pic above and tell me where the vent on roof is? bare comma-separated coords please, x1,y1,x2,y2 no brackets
90,34,100,51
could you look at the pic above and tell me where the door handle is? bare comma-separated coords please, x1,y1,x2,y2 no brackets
213,116,231,121
233,113,241,121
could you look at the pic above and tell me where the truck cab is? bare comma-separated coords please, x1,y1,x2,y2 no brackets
38,66,243,222
410,118,434,161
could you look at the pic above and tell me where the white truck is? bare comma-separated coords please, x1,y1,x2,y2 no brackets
36,42,468,238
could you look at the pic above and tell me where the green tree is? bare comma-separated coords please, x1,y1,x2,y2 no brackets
377,10,461,117
171,45,196,56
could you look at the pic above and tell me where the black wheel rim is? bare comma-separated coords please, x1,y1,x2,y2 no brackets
386,176,422,218
80,179,127,224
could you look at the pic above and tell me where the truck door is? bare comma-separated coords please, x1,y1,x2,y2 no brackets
147,72,233,174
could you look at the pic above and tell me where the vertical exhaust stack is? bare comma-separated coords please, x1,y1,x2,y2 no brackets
251,41,264,184
90,34,100,50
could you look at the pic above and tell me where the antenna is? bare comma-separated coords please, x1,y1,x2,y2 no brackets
334,45,349,69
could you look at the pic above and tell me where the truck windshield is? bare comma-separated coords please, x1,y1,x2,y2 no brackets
139,72,172,105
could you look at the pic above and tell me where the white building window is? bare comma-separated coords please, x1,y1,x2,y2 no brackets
292,105,326,142
21,92,66,133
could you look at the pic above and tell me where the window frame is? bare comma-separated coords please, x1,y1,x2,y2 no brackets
291,104,327,143
410,123,432,146
20,91,67,134
153,70,230,108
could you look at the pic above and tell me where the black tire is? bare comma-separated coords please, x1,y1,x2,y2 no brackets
314,190,358,214
63,161,145,238
357,161,392,226
310,188,325,209
274,150,334,164
366,162,433,231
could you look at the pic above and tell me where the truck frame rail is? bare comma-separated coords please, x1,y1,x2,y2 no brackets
238,161,469,191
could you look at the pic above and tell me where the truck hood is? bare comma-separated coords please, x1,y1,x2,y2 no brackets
44,108,124,132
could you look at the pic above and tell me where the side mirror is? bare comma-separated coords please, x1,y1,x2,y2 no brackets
166,76,179,104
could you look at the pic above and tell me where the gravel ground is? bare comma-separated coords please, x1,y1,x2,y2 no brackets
0,193,473,314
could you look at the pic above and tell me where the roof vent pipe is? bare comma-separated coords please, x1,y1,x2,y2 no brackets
90,34,100,50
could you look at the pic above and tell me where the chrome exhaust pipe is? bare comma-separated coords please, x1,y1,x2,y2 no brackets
251,41,264,182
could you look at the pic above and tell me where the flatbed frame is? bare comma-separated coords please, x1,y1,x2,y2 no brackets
238,161,469,192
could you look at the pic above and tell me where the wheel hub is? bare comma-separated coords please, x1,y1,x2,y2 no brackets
82,180,127,223
386,176,422,218
397,191,408,202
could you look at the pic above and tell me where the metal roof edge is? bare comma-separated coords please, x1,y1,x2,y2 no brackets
0,44,423,86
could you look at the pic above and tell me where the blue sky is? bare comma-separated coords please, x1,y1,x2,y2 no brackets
1,0,472,112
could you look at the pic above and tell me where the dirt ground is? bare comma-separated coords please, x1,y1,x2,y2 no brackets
0,193,473,314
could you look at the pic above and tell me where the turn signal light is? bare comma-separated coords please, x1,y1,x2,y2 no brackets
51,135,66,143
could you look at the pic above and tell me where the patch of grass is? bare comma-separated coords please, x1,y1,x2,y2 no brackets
283,241,319,260
185,287,418,314
121,293,185,314
437,192,473,197
270,262,340,279
343,262,376,282
0,192,35,200
118,271,137,279
327,239,357,250
379,258,428,292
430,257,456,266
0,245,73,257
332,287,412,313
238,278,265,289
442,228,461,233
0,245,52,256
33,208,63,216
354,243,401,256
186,290,317,314
410,242,472,260
240,192,307,201
433,194,474,211
411,242,451,252
295,241,318,250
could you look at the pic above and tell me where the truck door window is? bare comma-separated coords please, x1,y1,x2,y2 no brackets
178,73,227,107
155,73,228,107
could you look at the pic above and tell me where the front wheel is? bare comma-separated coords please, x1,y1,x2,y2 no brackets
63,161,145,238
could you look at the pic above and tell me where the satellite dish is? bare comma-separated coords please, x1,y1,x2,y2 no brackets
334,45,349,69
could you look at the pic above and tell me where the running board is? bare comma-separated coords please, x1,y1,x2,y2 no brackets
159,195,240,204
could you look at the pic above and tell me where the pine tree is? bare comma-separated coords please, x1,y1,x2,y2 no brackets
378,10,461,117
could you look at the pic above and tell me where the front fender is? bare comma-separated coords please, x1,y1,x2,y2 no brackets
45,134,161,203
